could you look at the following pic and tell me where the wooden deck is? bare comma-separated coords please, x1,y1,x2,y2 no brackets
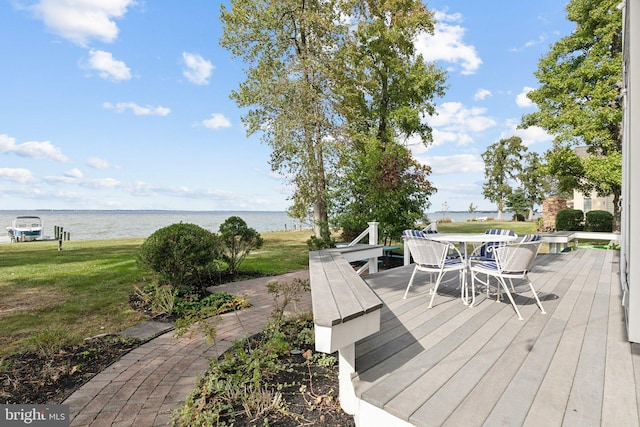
353,248,640,427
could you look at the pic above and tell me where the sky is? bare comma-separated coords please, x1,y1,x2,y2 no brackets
0,1,575,213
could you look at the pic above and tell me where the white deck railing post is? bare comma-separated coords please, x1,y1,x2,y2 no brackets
368,222,379,274
338,343,357,415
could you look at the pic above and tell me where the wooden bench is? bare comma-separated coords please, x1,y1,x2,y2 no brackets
542,231,620,253
309,247,383,414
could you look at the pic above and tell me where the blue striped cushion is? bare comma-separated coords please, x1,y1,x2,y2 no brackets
403,229,426,238
475,260,498,271
519,234,541,242
419,258,464,269
480,229,515,259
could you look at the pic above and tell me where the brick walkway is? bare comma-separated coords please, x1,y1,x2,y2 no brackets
64,271,311,426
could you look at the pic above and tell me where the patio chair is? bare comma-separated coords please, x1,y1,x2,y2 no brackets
402,231,466,308
469,240,545,320
517,233,542,243
470,229,516,261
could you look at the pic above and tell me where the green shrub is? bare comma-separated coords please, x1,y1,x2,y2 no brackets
306,234,335,250
138,223,220,295
218,216,263,276
585,210,614,232
556,209,584,231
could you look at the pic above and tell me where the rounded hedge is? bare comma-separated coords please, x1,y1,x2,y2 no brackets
585,210,614,232
555,209,584,231
138,223,220,295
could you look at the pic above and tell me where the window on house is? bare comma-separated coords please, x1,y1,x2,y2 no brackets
584,197,592,213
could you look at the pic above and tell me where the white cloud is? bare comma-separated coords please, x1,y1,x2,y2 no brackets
474,89,492,101
103,101,170,116
415,10,482,75
513,125,553,146
86,50,131,81
29,0,134,46
431,102,496,133
0,134,69,162
501,119,552,146
182,52,214,85
202,113,231,130
87,157,111,169
0,168,36,184
43,173,121,189
65,168,83,179
408,101,496,149
516,86,535,108
511,34,548,52
83,177,121,189
422,154,485,174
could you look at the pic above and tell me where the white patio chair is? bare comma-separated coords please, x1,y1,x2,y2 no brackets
470,229,516,261
469,240,545,320
402,231,466,308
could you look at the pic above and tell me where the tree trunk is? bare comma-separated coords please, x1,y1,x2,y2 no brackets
613,191,622,232
313,199,329,240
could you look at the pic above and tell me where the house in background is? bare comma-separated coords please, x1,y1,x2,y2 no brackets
572,146,616,215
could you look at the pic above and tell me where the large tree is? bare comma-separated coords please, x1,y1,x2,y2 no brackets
521,0,622,228
332,0,446,242
481,136,527,220
519,152,548,220
220,0,343,240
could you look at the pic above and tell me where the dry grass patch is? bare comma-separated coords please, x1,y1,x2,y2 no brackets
0,287,68,318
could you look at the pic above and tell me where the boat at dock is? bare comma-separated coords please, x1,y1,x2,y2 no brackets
6,216,43,242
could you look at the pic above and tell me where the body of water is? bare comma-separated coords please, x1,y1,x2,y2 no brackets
1,210,306,242
426,211,502,223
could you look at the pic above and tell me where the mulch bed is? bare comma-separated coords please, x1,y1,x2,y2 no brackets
0,335,142,404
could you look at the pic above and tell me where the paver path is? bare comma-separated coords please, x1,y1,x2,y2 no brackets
64,271,311,426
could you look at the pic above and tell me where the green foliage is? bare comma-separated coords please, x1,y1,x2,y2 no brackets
335,0,446,146
175,292,244,317
556,209,584,231
218,216,264,276
173,293,250,342
519,152,549,219
138,223,220,295
585,210,614,232
267,278,311,327
506,189,530,222
334,140,434,244
481,136,527,219
306,234,334,250
521,0,622,224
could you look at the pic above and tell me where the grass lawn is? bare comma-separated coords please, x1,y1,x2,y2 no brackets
0,230,312,358
436,220,538,234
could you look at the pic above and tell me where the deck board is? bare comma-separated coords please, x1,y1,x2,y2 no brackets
352,249,639,427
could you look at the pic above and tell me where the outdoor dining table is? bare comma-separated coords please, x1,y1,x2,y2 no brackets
423,232,518,304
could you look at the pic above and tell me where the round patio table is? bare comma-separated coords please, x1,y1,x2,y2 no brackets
423,233,518,304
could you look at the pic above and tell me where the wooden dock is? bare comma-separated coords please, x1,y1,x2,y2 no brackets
353,248,638,426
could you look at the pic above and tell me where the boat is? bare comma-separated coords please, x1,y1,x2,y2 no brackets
6,216,43,242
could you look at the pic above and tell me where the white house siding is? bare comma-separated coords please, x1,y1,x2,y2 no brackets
621,0,640,342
